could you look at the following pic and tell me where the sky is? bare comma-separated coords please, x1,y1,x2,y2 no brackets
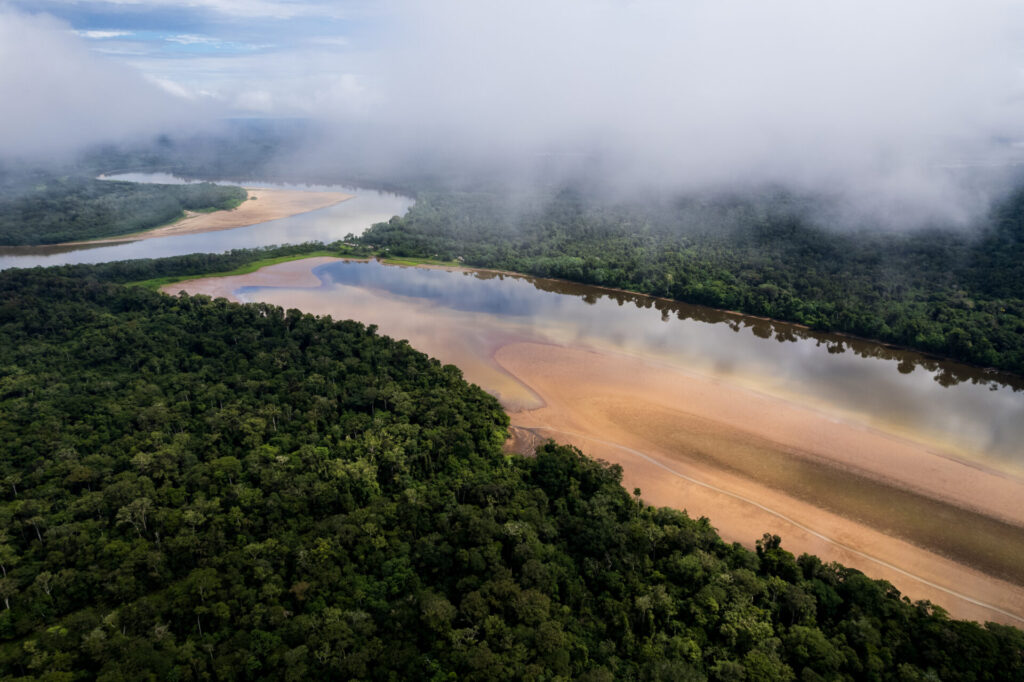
5,0,1024,226
4,0,382,115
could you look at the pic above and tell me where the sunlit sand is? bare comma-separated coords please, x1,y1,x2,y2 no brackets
496,341,1024,626
63,188,353,245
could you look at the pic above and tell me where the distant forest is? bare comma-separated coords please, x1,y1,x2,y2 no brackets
0,265,1022,679
360,188,1024,373
0,173,246,246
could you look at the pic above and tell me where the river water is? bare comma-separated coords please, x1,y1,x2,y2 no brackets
238,259,1024,469
0,173,414,270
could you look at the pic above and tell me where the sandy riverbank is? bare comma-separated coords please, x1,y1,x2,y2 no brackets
164,256,344,300
63,188,353,245
163,258,1024,626
496,342,1024,626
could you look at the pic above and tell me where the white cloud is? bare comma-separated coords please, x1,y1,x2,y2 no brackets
0,8,216,158
145,75,197,100
74,29,133,39
49,0,352,20
167,34,218,45
351,0,1024,225
308,36,350,47
123,44,378,117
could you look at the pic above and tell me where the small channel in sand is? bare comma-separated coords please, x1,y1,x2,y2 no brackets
167,257,1024,625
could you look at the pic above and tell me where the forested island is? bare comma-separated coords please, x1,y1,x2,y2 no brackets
0,263,1022,680
358,188,1024,373
0,171,246,246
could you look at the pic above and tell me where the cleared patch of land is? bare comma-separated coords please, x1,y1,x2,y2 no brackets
167,258,1024,626
64,188,352,245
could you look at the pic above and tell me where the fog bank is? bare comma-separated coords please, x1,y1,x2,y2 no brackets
7,1,1024,228
332,0,1024,226
0,8,214,161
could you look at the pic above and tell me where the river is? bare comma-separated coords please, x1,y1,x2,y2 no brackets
202,256,1024,624
235,258,1024,468
0,173,414,270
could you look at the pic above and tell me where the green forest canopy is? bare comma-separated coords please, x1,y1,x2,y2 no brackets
0,265,1021,680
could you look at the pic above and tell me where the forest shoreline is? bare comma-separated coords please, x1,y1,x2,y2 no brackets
60,188,353,246
398,261,1024,391
168,250,1024,389
164,257,1024,626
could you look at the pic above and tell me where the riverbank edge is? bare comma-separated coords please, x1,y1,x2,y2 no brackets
57,187,353,247
133,250,361,290
0,183,250,249
162,253,1024,500
159,255,1024,525
439,263,1023,387
168,251,1022,387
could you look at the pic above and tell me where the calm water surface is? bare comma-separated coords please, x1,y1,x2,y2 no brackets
3,173,1020,468
238,260,1024,468
0,173,413,270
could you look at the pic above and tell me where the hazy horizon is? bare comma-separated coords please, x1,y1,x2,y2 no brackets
6,1,1024,227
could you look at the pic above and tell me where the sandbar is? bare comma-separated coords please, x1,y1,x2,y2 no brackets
63,188,353,245
165,258,1024,626
165,256,344,300
497,342,1024,626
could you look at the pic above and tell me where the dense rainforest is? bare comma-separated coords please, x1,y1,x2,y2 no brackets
358,188,1024,373
0,266,1022,680
0,172,246,246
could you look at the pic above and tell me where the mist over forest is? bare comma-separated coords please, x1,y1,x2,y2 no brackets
6,1,1024,227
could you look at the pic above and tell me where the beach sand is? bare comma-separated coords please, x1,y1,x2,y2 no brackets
496,342,1024,626
64,188,352,245
166,258,1024,626
165,256,343,300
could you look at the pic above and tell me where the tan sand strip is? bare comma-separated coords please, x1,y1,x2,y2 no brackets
164,256,344,300
63,188,352,245
497,342,1024,625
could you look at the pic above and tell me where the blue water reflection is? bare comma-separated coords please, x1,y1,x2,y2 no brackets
314,260,561,317
237,258,1024,465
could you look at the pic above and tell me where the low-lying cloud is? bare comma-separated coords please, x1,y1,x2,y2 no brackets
340,0,1024,226
0,8,213,160
6,1,1024,228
